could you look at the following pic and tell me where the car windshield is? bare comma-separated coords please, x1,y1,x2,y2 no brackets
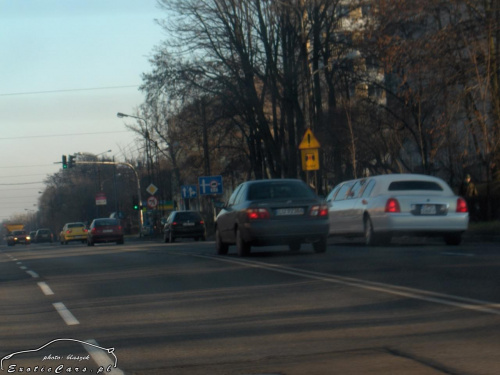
388,180,444,191
248,181,316,200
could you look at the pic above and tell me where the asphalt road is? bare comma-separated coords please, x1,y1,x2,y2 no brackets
1,236,499,375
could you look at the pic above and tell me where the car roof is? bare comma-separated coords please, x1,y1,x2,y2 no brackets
336,174,453,196
245,178,305,185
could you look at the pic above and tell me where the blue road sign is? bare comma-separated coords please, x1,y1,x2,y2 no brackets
198,175,223,195
181,185,198,199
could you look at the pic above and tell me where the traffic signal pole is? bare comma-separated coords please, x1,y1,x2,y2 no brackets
71,160,144,237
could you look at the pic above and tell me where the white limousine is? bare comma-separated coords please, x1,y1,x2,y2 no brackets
326,174,469,246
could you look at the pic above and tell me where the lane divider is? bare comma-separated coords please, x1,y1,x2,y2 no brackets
38,282,55,296
84,339,124,375
26,270,39,278
192,253,500,316
53,302,80,326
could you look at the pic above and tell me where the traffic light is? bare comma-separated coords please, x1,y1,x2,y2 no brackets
62,155,67,169
68,154,75,168
132,195,139,210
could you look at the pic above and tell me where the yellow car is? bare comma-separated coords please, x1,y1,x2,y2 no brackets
60,222,88,244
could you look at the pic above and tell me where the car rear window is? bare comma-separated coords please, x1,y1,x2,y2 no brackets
69,223,84,228
248,181,316,200
175,212,202,221
94,219,119,227
388,180,443,191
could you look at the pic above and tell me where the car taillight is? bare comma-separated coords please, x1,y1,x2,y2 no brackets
172,221,178,226
247,208,270,220
385,198,401,213
310,204,328,217
456,197,468,213
66,230,71,234
91,228,96,234
199,220,205,225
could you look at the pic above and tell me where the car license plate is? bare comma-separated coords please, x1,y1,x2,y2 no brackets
275,208,304,216
103,229,113,233
420,204,437,215
183,222,195,226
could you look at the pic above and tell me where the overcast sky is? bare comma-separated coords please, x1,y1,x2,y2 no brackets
0,0,166,221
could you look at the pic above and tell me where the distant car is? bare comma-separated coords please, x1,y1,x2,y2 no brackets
35,228,53,243
60,222,88,244
7,230,31,246
87,218,124,246
163,210,206,243
29,231,37,242
215,179,329,256
326,173,469,246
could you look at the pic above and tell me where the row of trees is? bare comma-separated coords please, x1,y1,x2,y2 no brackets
7,0,498,234
136,0,498,213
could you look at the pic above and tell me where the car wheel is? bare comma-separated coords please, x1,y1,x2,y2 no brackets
216,227,228,255
201,235,206,241
194,237,200,241
88,241,94,246
164,232,170,243
364,216,378,246
313,236,327,253
444,232,462,246
116,239,124,245
236,228,250,257
289,242,301,252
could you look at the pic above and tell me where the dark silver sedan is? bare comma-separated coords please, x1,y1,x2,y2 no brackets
215,179,329,256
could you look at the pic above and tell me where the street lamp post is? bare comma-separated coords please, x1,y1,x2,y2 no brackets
117,112,153,184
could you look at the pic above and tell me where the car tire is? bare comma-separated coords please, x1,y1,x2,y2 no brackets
313,236,327,253
289,242,301,252
164,232,170,243
444,232,462,246
364,216,378,246
216,227,229,255
236,228,250,257
194,237,200,241
117,239,124,245
88,241,94,246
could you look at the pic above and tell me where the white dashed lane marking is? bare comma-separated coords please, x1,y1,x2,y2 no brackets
53,302,80,325
38,282,55,296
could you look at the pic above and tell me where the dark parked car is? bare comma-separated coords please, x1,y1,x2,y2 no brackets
87,218,124,246
164,211,207,243
35,228,54,243
215,179,329,256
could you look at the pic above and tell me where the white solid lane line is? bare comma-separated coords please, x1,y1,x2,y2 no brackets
38,282,55,296
193,253,500,316
53,302,80,326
